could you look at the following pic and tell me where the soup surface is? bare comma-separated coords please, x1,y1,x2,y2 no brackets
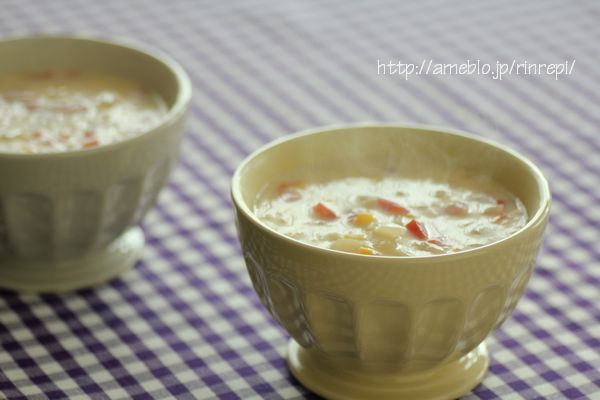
255,169,527,256
0,70,167,153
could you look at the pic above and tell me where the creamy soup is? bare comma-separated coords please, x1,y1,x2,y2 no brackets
0,70,167,153
255,169,528,256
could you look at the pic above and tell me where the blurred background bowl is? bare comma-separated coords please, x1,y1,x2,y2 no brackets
0,36,191,292
231,124,551,400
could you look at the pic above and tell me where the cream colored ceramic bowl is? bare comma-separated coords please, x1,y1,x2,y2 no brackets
231,124,551,400
0,36,191,292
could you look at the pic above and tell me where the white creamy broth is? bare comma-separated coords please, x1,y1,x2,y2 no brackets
0,70,167,153
255,168,527,256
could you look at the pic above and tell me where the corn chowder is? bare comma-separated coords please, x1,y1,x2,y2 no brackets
255,169,527,256
0,70,167,153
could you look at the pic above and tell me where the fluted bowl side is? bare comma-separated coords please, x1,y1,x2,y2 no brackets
0,36,191,261
232,124,550,373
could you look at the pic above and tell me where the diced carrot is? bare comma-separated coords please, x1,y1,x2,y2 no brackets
83,139,99,148
349,212,375,226
377,198,410,215
277,180,304,194
278,180,303,201
406,219,427,240
313,202,337,220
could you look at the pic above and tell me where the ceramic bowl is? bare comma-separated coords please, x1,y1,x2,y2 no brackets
231,124,551,400
0,36,191,292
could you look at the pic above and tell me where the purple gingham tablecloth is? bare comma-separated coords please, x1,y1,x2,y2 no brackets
1,0,599,398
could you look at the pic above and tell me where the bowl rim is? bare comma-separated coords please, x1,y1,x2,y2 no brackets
0,34,192,159
231,122,552,263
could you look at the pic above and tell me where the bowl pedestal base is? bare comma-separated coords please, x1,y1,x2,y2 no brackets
0,227,144,293
287,339,489,400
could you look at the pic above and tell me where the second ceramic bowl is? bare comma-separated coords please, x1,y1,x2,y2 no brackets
0,36,192,292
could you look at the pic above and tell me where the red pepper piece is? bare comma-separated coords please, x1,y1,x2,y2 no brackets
427,239,445,247
377,198,410,215
406,219,427,240
277,180,304,194
314,202,337,220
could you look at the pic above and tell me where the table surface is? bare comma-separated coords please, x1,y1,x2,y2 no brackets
1,0,599,399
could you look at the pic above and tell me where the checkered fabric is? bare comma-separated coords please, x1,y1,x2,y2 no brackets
1,0,599,398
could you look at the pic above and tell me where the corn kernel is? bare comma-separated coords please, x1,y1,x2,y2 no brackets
352,212,375,226
343,233,366,240
358,247,375,255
